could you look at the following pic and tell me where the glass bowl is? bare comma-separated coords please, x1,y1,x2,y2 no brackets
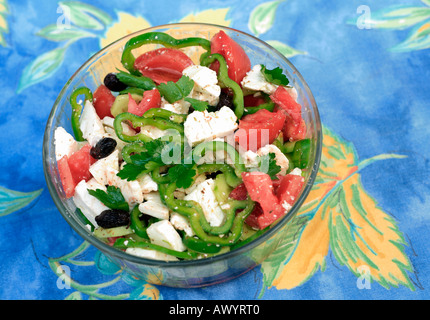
43,23,322,288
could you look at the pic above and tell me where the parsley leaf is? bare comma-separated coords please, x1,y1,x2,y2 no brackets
88,186,130,212
260,65,290,86
168,163,196,189
157,75,194,103
184,97,209,111
117,139,177,181
257,152,281,179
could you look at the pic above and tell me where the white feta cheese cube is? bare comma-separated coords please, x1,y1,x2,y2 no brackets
183,65,221,106
170,212,194,237
257,144,290,176
207,106,238,139
108,170,143,206
54,127,79,160
89,150,120,186
196,139,234,165
73,179,109,228
139,192,170,220
184,178,225,227
125,247,179,261
241,144,290,176
241,149,259,168
79,100,107,146
146,220,186,252
160,97,191,114
138,126,168,140
137,174,158,194
289,167,303,176
241,64,279,95
184,107,238,146
183,110,212,146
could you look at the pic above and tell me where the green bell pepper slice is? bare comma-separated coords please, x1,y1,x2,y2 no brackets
200,53,245,119
113,112,184,143
69,86,93,141
121,32,211,76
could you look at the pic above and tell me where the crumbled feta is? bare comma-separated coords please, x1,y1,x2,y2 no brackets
170,212,194,237
289,167,303,176
241,65,299,102
139,126,168,140
137,174,158,194
241,64,278,95
89,150,119,186
182,65,221,106
79,100,107,146
196,139,234,165
241,149,259,168
73,179,109,228
146,220,186,252
241,144,290,175
184,107,238,146
160,97,191,114
113,174,143,206
184,179,225,227
257,144,290,175
54,127,78,160
281,200,292,213
138,192,169,220
102,116,136,136
125,247,178,261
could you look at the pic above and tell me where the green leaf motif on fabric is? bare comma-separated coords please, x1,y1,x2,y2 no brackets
0,186,42,217
17,47,67,93
58,1,113,30
0,0,9,47
391,20,430,52
248,0,283,37
48,241,162,300
347,4,430,52
36,24,97,42
248,1,306,58
266,40,307,58
257,126,415,296
17,1,113,94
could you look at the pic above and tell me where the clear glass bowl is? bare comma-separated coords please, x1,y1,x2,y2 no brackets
43,23,322,288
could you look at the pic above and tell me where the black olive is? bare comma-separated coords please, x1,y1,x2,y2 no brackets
206,171,222,180
103,73,127,92
95,209,130,229
90,137,117,159
216,90,234,111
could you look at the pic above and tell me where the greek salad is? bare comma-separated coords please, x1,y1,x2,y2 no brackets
55,30,311,261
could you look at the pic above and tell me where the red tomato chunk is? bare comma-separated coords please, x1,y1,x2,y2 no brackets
127,89,161,117
93,84,115,119
231,172,305,230
210,30,251,85
234,109,286,152
134,48,194,84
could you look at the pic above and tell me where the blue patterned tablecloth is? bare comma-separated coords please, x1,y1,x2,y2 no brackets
1,0,429,300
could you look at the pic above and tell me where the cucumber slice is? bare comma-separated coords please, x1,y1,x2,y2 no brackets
213,173,232,205
110,93,142,117
93,225,134,238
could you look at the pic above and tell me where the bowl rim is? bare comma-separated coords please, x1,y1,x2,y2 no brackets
43,22,322,268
